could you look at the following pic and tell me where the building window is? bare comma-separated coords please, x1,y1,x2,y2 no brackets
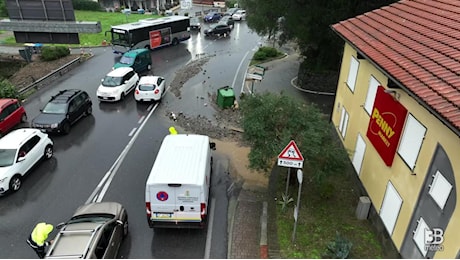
413,217,429,257
429,170,452,210
352,133,366,175
364,76,379,114
338,106,349,139
346,56,359,92
380,181,402,235
397,114,426,170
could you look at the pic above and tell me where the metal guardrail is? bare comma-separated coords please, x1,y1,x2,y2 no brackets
18,56,83,95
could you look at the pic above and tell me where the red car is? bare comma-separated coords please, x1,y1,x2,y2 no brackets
0,98,27,137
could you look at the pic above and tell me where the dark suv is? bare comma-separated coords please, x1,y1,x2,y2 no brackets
204,24,231,37
31,89,92,134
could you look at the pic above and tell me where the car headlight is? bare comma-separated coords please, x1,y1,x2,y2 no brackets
51,123,58,128
0,177,7,183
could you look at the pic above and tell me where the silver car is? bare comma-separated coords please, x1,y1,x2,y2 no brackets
46,202,128,259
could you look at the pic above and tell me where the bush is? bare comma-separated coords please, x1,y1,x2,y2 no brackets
253,51,267,61
323,231,353,259
260,46,280,57
40,46,70,61
72,0,102,11
0,79,21,99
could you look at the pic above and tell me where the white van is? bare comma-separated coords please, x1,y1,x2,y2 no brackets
145,134,216,228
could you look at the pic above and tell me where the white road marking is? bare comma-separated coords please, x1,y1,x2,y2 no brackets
86,102,160,204
232,51,249,93
128,128,137,137
138,115,145,124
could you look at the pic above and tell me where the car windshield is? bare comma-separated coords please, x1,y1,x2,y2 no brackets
42,102,67,114
210,24,219,29
139,84,156,91
119,56,134,65
68,214,115,224
0,149,17,167
102,76,123,87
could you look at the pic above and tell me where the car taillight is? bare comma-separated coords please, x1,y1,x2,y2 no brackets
146,202,151,218
135,89,139,94
200,203,206,220
154,89,159,94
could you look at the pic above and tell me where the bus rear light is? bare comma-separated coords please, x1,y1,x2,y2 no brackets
146,202,151,218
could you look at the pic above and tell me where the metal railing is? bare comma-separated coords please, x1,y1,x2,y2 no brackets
18,56,83,96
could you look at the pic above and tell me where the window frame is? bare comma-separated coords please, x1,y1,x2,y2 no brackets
346,56,359,92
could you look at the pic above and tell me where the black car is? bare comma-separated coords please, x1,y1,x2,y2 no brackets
204,24,231,37
31,89,92,134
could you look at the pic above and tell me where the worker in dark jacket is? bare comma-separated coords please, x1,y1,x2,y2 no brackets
26,222,54,259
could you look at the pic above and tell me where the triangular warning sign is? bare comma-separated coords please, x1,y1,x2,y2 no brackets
278,140,304,161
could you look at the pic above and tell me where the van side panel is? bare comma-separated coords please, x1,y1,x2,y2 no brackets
145,134,212,228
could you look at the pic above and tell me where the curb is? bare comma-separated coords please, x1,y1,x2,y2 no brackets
227,196,237,259
290,76,336,96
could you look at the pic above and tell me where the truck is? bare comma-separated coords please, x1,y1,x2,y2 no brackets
145,134,216,228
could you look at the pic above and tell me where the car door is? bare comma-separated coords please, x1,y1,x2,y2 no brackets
7,102,22,127
17,135,42,175
67,99,80,124
0,105,12,133
99,221,122,259
125,71,137,93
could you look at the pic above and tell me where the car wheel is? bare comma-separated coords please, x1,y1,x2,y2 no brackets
62,122,71,135
44,145,53,159
9,175,22,192
21,113,27,123
172,38,179,46
84,106,92,116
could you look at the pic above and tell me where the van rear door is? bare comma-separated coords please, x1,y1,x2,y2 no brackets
149,184,202,224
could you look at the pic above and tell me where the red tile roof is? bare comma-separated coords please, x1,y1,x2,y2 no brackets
332,0,460,134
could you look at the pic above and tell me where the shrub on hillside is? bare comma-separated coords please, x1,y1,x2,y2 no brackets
40,46,70,61
0,79,21,99
72,0,102,11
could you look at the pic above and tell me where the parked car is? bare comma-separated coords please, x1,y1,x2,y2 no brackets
31,89,92,135
0,128,53,194
190,16,201,31
219,16,235,28
97,67,139,102
204,23,232,37
112,48,152,73
0,98,27,137
46,202,128,259
232,10,246,21
204,12,222,23
223,7,240,17
134,76,166,102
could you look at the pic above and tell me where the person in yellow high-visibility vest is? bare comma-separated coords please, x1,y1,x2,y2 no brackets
26,222,54,258
169,126,178,135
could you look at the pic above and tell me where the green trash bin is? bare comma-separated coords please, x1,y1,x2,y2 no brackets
217,86,235,109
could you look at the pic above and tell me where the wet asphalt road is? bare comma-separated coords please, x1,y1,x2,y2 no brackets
0,19,263,258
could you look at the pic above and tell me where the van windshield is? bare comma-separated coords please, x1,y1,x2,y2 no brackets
119,56,134,65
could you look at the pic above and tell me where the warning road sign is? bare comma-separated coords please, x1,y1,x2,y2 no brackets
277,140,304,168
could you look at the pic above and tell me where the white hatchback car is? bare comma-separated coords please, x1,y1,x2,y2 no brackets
232,10,246,21
0,128,53,194
134,76,166,102
97,67,139,102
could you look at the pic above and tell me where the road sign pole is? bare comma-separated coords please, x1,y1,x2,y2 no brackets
284,167,291,208
292,170,303,243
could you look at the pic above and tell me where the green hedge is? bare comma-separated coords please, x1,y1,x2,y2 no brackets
40,46,70,61
0,79,21,99
72,0,102,11
253,46,282,61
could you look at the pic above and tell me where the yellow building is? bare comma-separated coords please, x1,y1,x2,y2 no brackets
331,0,460,258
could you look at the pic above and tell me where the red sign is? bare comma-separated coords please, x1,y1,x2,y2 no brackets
366,86,407,166
149,30,162,48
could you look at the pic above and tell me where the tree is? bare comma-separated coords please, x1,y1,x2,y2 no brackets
0,0,8,17
240,0,287,41
239,92,348,184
